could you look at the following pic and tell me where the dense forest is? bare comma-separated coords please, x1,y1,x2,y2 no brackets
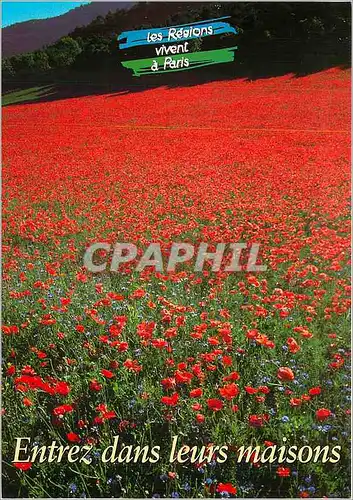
2,2,351,82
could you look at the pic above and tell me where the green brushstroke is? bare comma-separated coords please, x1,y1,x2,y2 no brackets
121,46,237,77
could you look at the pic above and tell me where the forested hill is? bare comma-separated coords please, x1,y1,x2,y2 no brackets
2,2,351,81
2,2,135,57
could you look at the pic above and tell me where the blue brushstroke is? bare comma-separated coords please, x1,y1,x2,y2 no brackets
118,16,237,50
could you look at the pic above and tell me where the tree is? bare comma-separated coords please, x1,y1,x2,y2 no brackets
33,51,51,72
10,53,36,74
2,58,15,78
46,36,82,68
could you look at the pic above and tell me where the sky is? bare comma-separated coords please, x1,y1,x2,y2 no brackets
2,2,90,27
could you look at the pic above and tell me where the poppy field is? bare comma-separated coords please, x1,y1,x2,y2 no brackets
2,68,351,498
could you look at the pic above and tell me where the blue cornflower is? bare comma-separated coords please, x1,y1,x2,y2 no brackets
322,425,332,432
69,483,77,493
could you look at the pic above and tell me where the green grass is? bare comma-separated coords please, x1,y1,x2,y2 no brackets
2,85,55,106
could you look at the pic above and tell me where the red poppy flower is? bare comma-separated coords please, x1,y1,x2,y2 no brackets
219,383,240,400
248,414,269,427
290,398,302,407
277,466,291,477
101,369,114,379
67,432,80,443
13,462,32,471
277,367,295,381
309,386,321,396
287,337,300,353
223,371,240,382
175,370,193,384
6,365,16,376
53,404,74,416
217,483,237,495
264,440,275,447
245,386,258,394
123,359,142,373
53,381,71,396
89,379,102,392
189,388,203,398
207,398,223,411
316,408,332,421
161,377,176,389
161,392,179,406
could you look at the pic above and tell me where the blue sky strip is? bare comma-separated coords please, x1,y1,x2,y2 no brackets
2,2,89,28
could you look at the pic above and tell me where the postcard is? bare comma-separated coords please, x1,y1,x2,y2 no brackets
2,1,351,498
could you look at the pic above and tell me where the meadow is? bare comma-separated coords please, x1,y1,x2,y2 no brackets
2,68,351,498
